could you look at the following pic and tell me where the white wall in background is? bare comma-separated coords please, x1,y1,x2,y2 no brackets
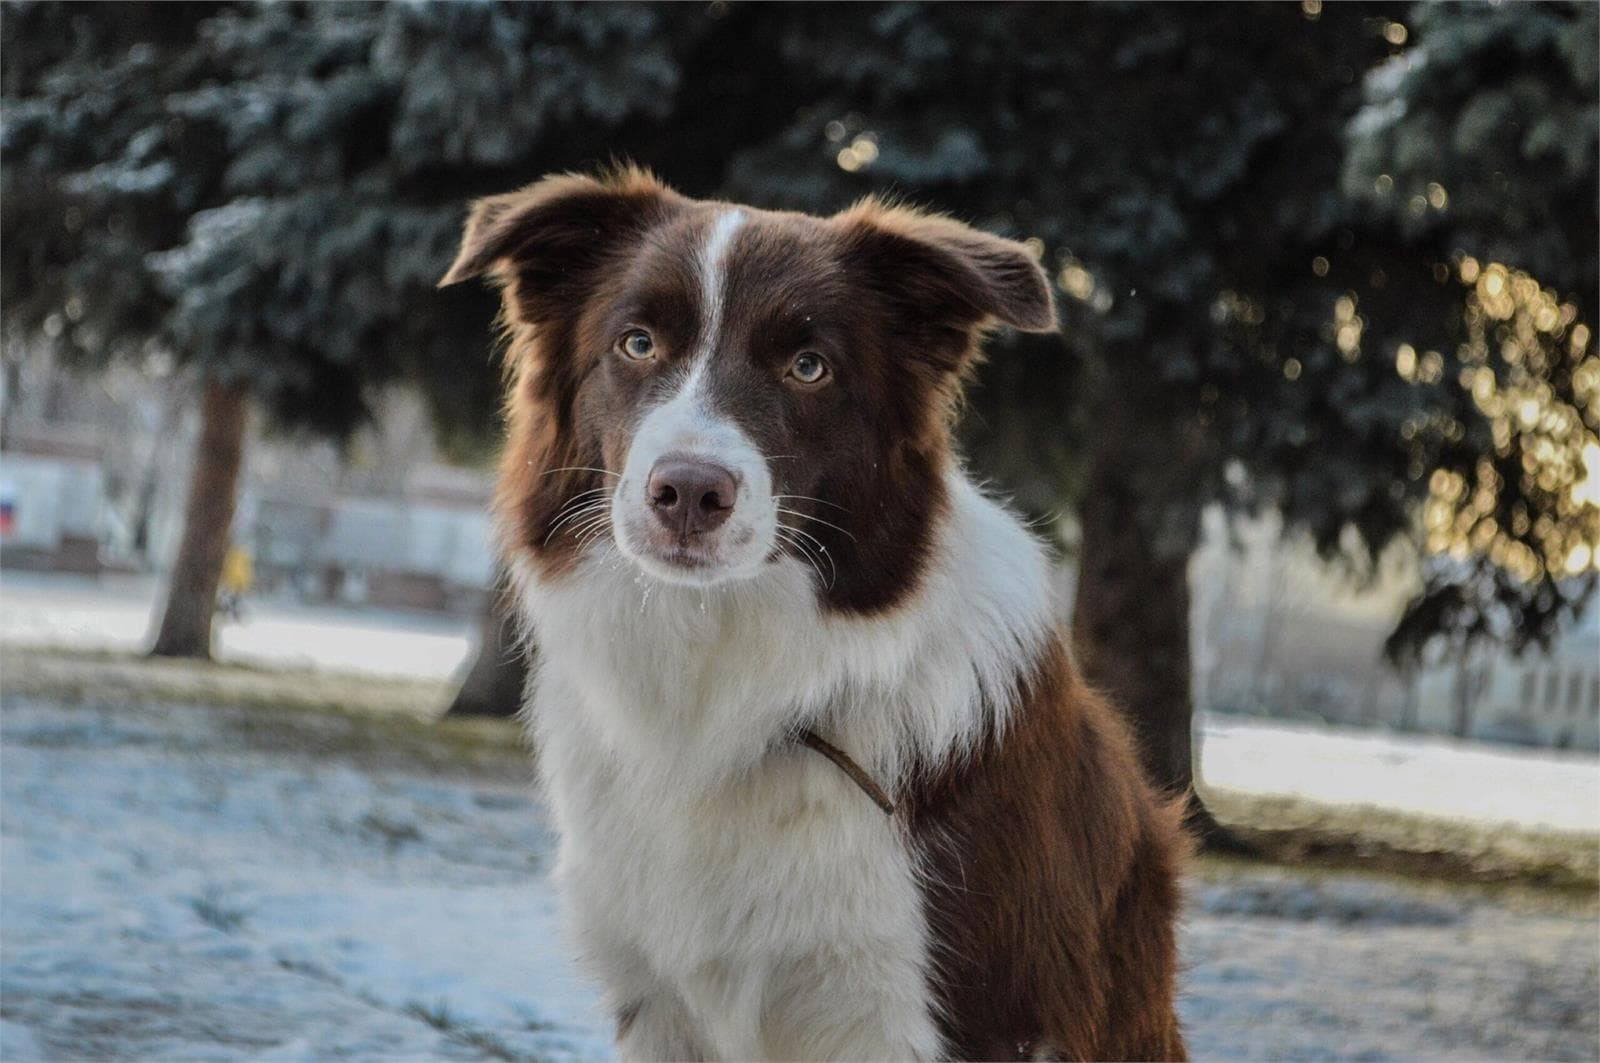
0,453,105,550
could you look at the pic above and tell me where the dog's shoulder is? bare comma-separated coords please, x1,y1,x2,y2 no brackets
903,635,1190,1060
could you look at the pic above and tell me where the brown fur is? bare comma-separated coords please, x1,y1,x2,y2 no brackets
907,637,1190,1061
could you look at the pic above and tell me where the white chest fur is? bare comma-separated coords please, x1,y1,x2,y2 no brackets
517,474,1054,1060
537,677,935,1059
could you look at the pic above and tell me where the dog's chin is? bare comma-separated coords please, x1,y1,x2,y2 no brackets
615,524,768,588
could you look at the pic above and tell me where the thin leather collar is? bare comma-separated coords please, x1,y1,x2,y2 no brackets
797,728,895,816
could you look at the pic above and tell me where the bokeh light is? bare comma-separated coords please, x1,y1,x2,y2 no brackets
1415,263,1600,581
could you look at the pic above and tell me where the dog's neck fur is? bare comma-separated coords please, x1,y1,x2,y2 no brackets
515,468,1055,802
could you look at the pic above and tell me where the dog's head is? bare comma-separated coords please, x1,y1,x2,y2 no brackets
442,167,1056,615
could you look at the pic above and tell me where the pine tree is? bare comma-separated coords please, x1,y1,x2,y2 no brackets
5,3,1592,782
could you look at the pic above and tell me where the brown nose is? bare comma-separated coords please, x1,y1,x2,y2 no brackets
647,458,737,537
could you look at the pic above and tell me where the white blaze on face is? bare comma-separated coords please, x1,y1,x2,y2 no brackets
612,209,779,585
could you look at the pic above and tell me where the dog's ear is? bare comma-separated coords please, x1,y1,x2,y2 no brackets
439,167,682,320
835,200,1058,336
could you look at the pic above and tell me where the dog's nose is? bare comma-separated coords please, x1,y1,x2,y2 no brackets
647,459,737,537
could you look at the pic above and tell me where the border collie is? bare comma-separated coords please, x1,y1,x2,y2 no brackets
441,167,1187,1061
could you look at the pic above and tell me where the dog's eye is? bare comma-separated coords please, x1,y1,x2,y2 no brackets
618,329,656,361
788,352,829,385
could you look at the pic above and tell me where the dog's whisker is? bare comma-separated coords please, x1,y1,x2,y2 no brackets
549,487,611,515
782,537,829,590
776,521,827,553
570,523,613,554
775,522,837,587
566,506,614,536
570,512,612,540
776,523,835,589
543,500,611,544
545,499,609,533
774,506,857,542
575,517,614,549
773,493,850,514
549,488,612,521
544,509,606,545
773,527,821,585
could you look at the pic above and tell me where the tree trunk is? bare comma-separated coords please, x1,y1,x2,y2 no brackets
1397,667,1419,732
1070,446,1249,852
445,580,530,718
150,379,248,659
1451,656,1483,739
1072,457,1197,796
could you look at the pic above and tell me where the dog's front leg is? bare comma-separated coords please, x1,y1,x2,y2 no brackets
615,992,709,1063
760,947,944,1062
677,960,768,1061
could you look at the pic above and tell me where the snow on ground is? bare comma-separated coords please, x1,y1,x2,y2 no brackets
1200,715,1600,834
1,696,607,1061
0,572,472,680
4,571,1597,835
3,693,1597,1061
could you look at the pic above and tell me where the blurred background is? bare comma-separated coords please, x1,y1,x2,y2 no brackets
1,2,1596,1060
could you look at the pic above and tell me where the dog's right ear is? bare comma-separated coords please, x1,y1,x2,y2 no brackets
439,167,681,320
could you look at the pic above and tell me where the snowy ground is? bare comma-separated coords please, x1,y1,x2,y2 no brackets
3,692,1597,1061
0,695,604,1062
4,571,1597,835
1201,715,1600,835
0,572,472,680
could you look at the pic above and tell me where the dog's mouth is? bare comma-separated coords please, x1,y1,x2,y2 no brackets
614,515,762,586
645,543,717,571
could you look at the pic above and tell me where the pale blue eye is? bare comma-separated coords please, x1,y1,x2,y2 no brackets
791,352,827,383
620,330,655,360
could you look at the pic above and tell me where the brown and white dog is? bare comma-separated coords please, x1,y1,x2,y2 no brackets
441,167,1187,1061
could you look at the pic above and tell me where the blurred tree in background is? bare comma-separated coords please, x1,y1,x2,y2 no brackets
2,1,739,660
3,3,1594,830
3,1,413,655
2,3,237,656
1342,1,1598,659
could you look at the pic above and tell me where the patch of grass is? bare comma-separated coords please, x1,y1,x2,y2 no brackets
1,645,531,780
454,1027,523,1061
404,999,456,1032
0,645,448,718
357,810,424,851
191,888,250,933
1205,787,1599,899
403,1000,521,1061
275,955,339,984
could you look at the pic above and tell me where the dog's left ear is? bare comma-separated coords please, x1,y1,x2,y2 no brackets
439,166,682,323
835,200,1058,336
